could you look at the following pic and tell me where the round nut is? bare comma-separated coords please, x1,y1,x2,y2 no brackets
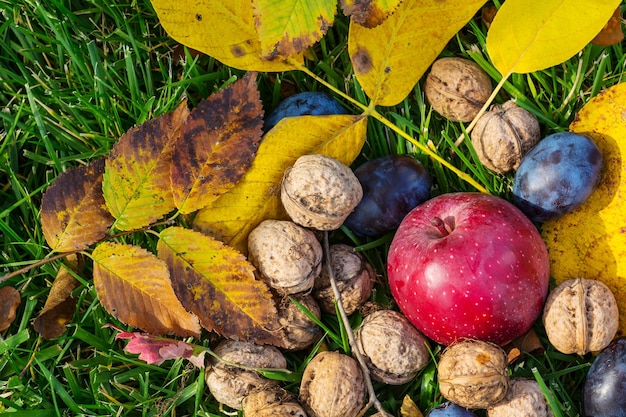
205,340,287,410
242,387,308,417
313,243,374,315
424,57,493,122
355,309,431,384
487,378,553,417
299,351,367,417
542,278,619,355
278,294,323,351
281,154,363,230
248,220,322,294
471,100,541,174
438,339,510,409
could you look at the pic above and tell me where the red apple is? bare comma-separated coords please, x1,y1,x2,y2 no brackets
387,192,549,346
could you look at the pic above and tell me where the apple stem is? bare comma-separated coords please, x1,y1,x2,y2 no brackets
431,217,452,236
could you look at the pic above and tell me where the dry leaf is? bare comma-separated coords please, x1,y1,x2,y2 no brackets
92,241,202,338
171,73,264,214
103,101,189,231
401,395,424,417
193,114,367,254
486,0,621,75
591,7,624,47
157,227,287,347
149,0,300,71
115,330,206,368
481,5,497,28
41,157,114,252
340,0,402,28
33,255,81,339
348,0,485,106
0,286,21,332
542,82,626,337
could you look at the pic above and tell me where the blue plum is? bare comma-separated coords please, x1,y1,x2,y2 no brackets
263,91,347,131
343,154,431,236
425,402,477,417
584,338,626,417
512,132,603,222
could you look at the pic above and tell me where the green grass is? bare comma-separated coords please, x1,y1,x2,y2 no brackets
0,0,625,416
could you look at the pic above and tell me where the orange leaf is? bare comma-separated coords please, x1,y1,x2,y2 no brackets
0,286,21,332
157,226,287,347
104,101,190,231
591,7,624,46
41,157,114,252
171,73,264,214
33,255,81,339
92,242,201,337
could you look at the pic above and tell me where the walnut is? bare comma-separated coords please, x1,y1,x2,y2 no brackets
438,339,510,409
424,57,493,122
471,100,541,174
354,309,431,384
248,220,322,294
278,294,323,351
205,340,287,410
542,277,619,355
281,154,363,230
487,378,554,417
242,387,308,417
299,351,367,417
313,243,374,315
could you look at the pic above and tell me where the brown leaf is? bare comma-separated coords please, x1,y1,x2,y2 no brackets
0,286,21,332
157,226,287,347
92,241,202,338
340,0,402,28
33,255,81,339
481,5,497,28
103,101,190,231
591,7,623,46
171,73,264,214
41,157,114,252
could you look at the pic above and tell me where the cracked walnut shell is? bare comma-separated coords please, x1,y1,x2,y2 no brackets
242,387,308,417
542,278,619,355
438,339,510,409
281,154,363,231
487,378,553,417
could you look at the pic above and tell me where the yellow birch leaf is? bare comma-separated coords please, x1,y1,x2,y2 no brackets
103,101,189,231
157,226,287,347
400,395,424,417
193,114,367,254
149,0,301,71
92,242,202,338
542,82,626,336
486,0,621,76
252,0,336,60
340,0,402,28
348,0,485,107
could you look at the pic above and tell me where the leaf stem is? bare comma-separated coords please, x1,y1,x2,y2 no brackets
0,252,78,283
322,231,392,417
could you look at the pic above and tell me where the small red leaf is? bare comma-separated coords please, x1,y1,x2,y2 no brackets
115,331,206,367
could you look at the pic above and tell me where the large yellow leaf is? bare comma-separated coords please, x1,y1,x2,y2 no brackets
103,101,189,231
193,114,367,254
41,158,114,252
252,0,336,60
340,0,402,28
149,0,300,71
542,82,626,336
92,242,201,338
157,227,287,347
348,0,485,107
486,0,621,76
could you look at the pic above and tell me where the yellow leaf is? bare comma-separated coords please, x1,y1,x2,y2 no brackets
400,395,424,417
542,82,626,336
340,0,402,28
149,0,301,71
486,0,621,76
193,114,367,253
348,0,485,107
92,242,202,338
157,227,287,347
252,0,336,60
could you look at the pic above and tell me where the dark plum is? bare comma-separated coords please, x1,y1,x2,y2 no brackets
425,402,477,417
512,132,603,222
263,91,347,131
584,337,626,417
343,154,431,236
